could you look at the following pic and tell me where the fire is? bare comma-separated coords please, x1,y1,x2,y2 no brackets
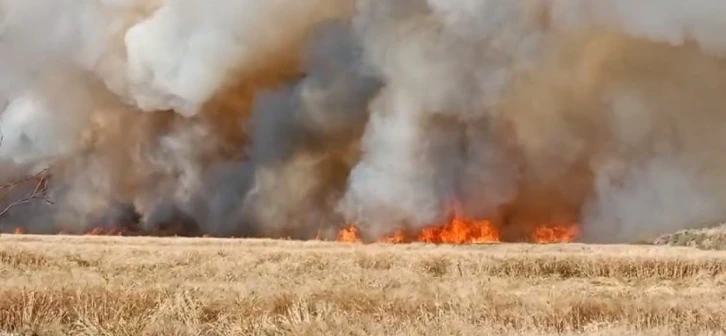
532,224,580,243
335,201,580,244
337,215,502,244
86,226,125,236
338,226,361,243
6,223,202,237
336,219,579,244
418,217,499,244
7,216,579,244
378,229,407,244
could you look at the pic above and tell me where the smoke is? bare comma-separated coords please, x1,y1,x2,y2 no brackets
501,29,726,242
122,0,349,116
2,0,726,243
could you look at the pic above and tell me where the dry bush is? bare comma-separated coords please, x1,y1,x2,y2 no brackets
0,235,725,335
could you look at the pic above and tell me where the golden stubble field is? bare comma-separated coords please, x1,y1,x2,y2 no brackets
1,235,726,335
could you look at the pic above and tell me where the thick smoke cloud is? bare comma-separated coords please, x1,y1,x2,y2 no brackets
1,0,726,243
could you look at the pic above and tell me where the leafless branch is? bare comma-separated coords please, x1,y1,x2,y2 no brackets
0,166,54,221
0,129,55,233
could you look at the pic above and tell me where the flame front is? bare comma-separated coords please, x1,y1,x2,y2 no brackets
8,218,579,244
532,224,579,243
338,215,502,244
86,227,124,236
338,226,361,243
336,217,580,244
418,217,499,243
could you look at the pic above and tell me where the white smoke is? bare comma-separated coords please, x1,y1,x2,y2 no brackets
0,74,95,166
341,0,726,240
123,0,264,116
1,0,726,243
582,157,723,243
123,0,349,116
550,0,726,54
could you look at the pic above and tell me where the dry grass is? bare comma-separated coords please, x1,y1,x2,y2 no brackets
654,223,726,250
0,235,725,335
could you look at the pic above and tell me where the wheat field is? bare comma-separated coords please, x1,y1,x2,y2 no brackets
1,234,725,335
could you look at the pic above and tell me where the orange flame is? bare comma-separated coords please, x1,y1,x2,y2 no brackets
336,219,579,244
335,196,580,244
418,217,499,243
378,228,407,244
83,224,144,236
338,226,361,243
532,224,579,243
337,214,502,244
8,216,579,244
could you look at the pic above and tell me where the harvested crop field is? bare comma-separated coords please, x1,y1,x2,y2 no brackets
1,235,725,335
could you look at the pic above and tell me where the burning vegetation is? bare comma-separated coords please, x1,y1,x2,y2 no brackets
2,1,726,244
9,202,579,244
10,220,577,244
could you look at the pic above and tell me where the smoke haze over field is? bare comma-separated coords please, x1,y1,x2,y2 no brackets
1,0,726,243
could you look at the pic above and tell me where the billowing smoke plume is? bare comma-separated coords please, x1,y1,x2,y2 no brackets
1,0,726,243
